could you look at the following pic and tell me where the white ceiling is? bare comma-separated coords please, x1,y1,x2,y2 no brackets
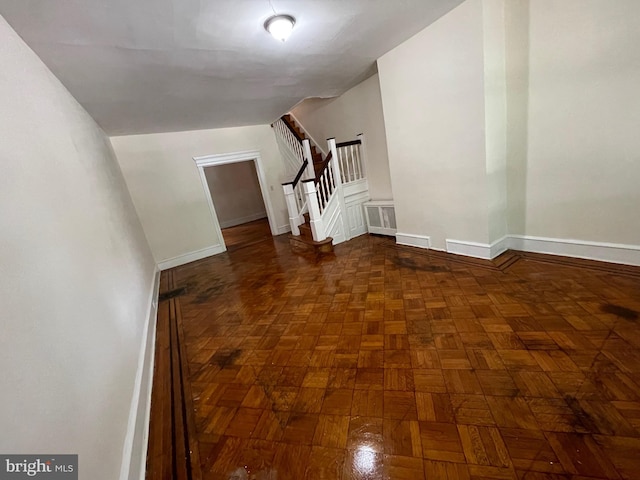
0,0,463,136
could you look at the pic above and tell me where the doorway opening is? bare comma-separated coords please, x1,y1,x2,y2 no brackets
194,150,278,252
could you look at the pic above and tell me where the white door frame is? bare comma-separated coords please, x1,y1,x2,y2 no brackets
194,150,278,252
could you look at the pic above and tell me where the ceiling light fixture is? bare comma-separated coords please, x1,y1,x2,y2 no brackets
264,14,295,42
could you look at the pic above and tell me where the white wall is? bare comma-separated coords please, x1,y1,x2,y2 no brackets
483,0,508,243
204,161,267,228
524,0,640,245
290,74,394,200
505,0,530,235
378,0,490,249
377,0,640,260
111,125,289,264
0,14,156,480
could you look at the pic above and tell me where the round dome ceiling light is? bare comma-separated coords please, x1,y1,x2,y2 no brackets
264,15,295,42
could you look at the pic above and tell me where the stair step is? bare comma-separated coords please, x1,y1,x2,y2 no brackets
282,114,307,141
289,235,334,255
299,223,313,240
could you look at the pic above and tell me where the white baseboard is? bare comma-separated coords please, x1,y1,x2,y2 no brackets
395,232,431,249
276,224,292,235
491,236,510,258
443,234,640,266
445,236,509,260
218,212,267,229
446,239,491,259
509,235,640,266
120,268,160,480
158,244,226,271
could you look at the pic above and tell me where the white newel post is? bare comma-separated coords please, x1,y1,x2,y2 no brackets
327,138,350,241
282,183,300,236
302,180,326,242
302,139,315,180
357,133,368,179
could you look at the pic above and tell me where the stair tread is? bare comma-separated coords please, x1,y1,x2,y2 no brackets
289,235,334,256
290,234,332,246
282,114,307,141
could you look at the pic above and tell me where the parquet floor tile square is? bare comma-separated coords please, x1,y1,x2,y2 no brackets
351,389,383,417
314,414,350,448
457,425,511,468
321,389,354,415
383,391,418,420
443,369,483,394
450,394,495,426
282,413,319,445
346,416,383,453
292,387,325,413
382,419,419,457
419,421,466,463
148,229,640,479
382,454,424,479
424,459,471,479
416,392,455,423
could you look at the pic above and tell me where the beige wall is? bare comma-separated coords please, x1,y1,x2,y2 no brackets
523,0,640,245
290,74,394,200
204,161,266,228
378,0,490,249
0,14,156,480
111,125,288,264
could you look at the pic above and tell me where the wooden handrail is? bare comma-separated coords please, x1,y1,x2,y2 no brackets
314,151,332,182
282,160,309,189
336,139,361,148
281,116,305,143
292,160,309,188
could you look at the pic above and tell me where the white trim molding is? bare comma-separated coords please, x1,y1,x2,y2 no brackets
445,236,509,260
395,232,431,249
194,150,279,251
158,244,226,271
509,235,640,266
120,269,160,480
443,235,640,266
491,236,510,259
446,239,492,259
276,224,292,235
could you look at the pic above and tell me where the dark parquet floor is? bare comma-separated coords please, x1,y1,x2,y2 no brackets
148,228,640,480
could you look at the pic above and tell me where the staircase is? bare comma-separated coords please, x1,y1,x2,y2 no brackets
281,115,325,178
275,114,334,253
273,113,371,254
